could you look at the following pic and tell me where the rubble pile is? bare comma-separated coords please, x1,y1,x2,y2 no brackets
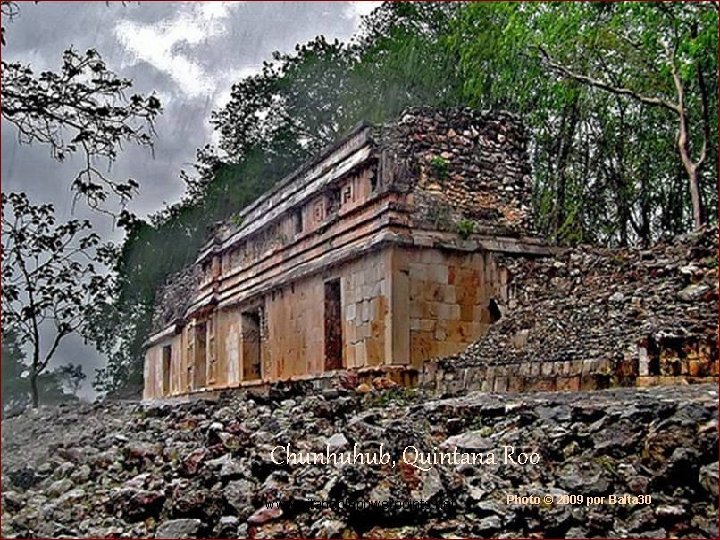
2,383,717,538
450,227,717,369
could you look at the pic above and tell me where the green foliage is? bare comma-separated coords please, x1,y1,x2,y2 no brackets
1,47,161,212
363,386,418,408
429,156,450,181
2,192,114,407
456,2,717,244
456,219,476,240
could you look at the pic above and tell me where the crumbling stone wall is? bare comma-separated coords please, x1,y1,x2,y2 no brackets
422,227,718,396
151,265,200,334
145,106,551,399
376,107,534,237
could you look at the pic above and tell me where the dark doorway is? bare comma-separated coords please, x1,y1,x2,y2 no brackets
242,310,262,380
194,321,207,389
488,298,502,323
324,279,343,371
162,345,172,395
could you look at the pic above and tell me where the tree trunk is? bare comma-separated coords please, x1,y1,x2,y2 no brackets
687,164,705,230
639,168,651,246
673,63,705,230
677,113,705,229
554,100,579,241
30,369,39,409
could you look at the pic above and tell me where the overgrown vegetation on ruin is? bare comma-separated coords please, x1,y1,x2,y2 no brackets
85,2,717,394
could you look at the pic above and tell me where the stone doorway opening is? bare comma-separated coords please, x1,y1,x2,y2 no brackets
242,310,262,380
193,321,207,389
324,278,343,370
162,345,172,395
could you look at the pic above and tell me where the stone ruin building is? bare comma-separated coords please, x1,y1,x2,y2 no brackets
143,107,718,400
143,108,556,399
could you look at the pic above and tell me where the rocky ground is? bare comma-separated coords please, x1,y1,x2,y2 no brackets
2,383,718,538
448,227,717,368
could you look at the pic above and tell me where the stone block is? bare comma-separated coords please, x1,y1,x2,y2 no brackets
429,264,449,284
566,360,581,377
420,250,445,264
444,286,457,304
355,342,367,365
379,279,388,296
527,377,556,392
425,283,445,302
580,374,601,391
361,301,371,322
688,359,710,377
507,376,525,393
460,304,475,322
448,265,457,285
436,303,451,320
420,319,436,332
346,343,356,368
556,376,580,392
409,263,427,280
493,377,507,393
410,300,425,320
638,347,650,376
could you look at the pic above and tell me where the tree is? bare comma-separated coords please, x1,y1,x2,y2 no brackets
55,363,86,397
2,2,164,400
1,192,115,407
1,2,162,214
2,330,30,415
533,2,717,230
1,329,84,415
453,2,717,243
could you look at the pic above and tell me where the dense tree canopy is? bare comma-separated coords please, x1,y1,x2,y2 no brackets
93,2,717,393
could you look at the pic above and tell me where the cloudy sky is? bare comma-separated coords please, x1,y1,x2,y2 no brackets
1,1,379,397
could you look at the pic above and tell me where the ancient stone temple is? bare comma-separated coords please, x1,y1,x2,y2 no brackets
143,108,554,400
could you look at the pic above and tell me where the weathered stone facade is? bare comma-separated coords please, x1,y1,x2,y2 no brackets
144,108,552,400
